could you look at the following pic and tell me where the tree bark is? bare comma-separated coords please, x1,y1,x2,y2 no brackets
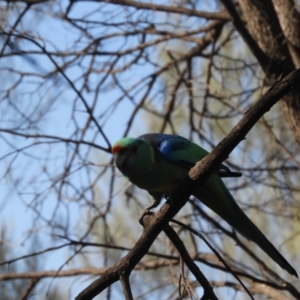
237,0,300,147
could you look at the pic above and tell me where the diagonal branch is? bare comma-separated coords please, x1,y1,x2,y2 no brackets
163,224,219,300
98,0,231,21
75,68,300,300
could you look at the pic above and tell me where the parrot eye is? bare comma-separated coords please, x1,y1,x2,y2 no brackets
132,146,138,153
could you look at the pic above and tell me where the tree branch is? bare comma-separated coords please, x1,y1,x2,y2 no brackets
163,224,219,300
76,69,300,300
97,0,231,21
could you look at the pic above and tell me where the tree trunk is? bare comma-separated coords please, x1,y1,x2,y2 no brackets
238,0,300,146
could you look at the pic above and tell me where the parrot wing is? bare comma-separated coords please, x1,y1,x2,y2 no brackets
157,135,241,178
149,134,297,277
159,136,207,167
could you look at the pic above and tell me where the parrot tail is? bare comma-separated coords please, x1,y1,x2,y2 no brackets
193,177,298,277
224,206,298,277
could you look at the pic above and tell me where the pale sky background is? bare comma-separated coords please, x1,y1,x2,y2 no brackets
1,1,298,299
0,2,168,298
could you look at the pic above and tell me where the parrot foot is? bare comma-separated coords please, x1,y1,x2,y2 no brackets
138,208,152,224
165,185,178,204
138,198,161,224
165,193,174,204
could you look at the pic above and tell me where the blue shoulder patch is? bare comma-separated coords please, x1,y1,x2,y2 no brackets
159,137,194,169
160,138,189,154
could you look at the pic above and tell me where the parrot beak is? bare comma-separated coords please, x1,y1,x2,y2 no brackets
112,145,128,171
112,145,123,154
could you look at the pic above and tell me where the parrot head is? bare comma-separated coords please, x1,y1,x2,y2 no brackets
112,137,154,175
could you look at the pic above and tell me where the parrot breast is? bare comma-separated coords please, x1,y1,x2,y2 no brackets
125,157,187,194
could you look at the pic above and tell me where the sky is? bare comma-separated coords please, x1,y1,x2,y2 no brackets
0,1,131,298
0,1,173,298
1,1,299,299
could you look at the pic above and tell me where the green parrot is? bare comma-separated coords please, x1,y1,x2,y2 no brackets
112,133,297,277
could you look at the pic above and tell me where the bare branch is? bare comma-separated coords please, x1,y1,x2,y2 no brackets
76,69,300,300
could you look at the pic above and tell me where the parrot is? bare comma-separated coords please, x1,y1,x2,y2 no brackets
112,133,298,277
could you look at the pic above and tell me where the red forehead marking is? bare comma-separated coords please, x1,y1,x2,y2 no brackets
112,145,123,154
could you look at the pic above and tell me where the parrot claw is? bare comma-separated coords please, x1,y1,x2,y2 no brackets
138,208,151,224
138,197,161,223
165,185,178,204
